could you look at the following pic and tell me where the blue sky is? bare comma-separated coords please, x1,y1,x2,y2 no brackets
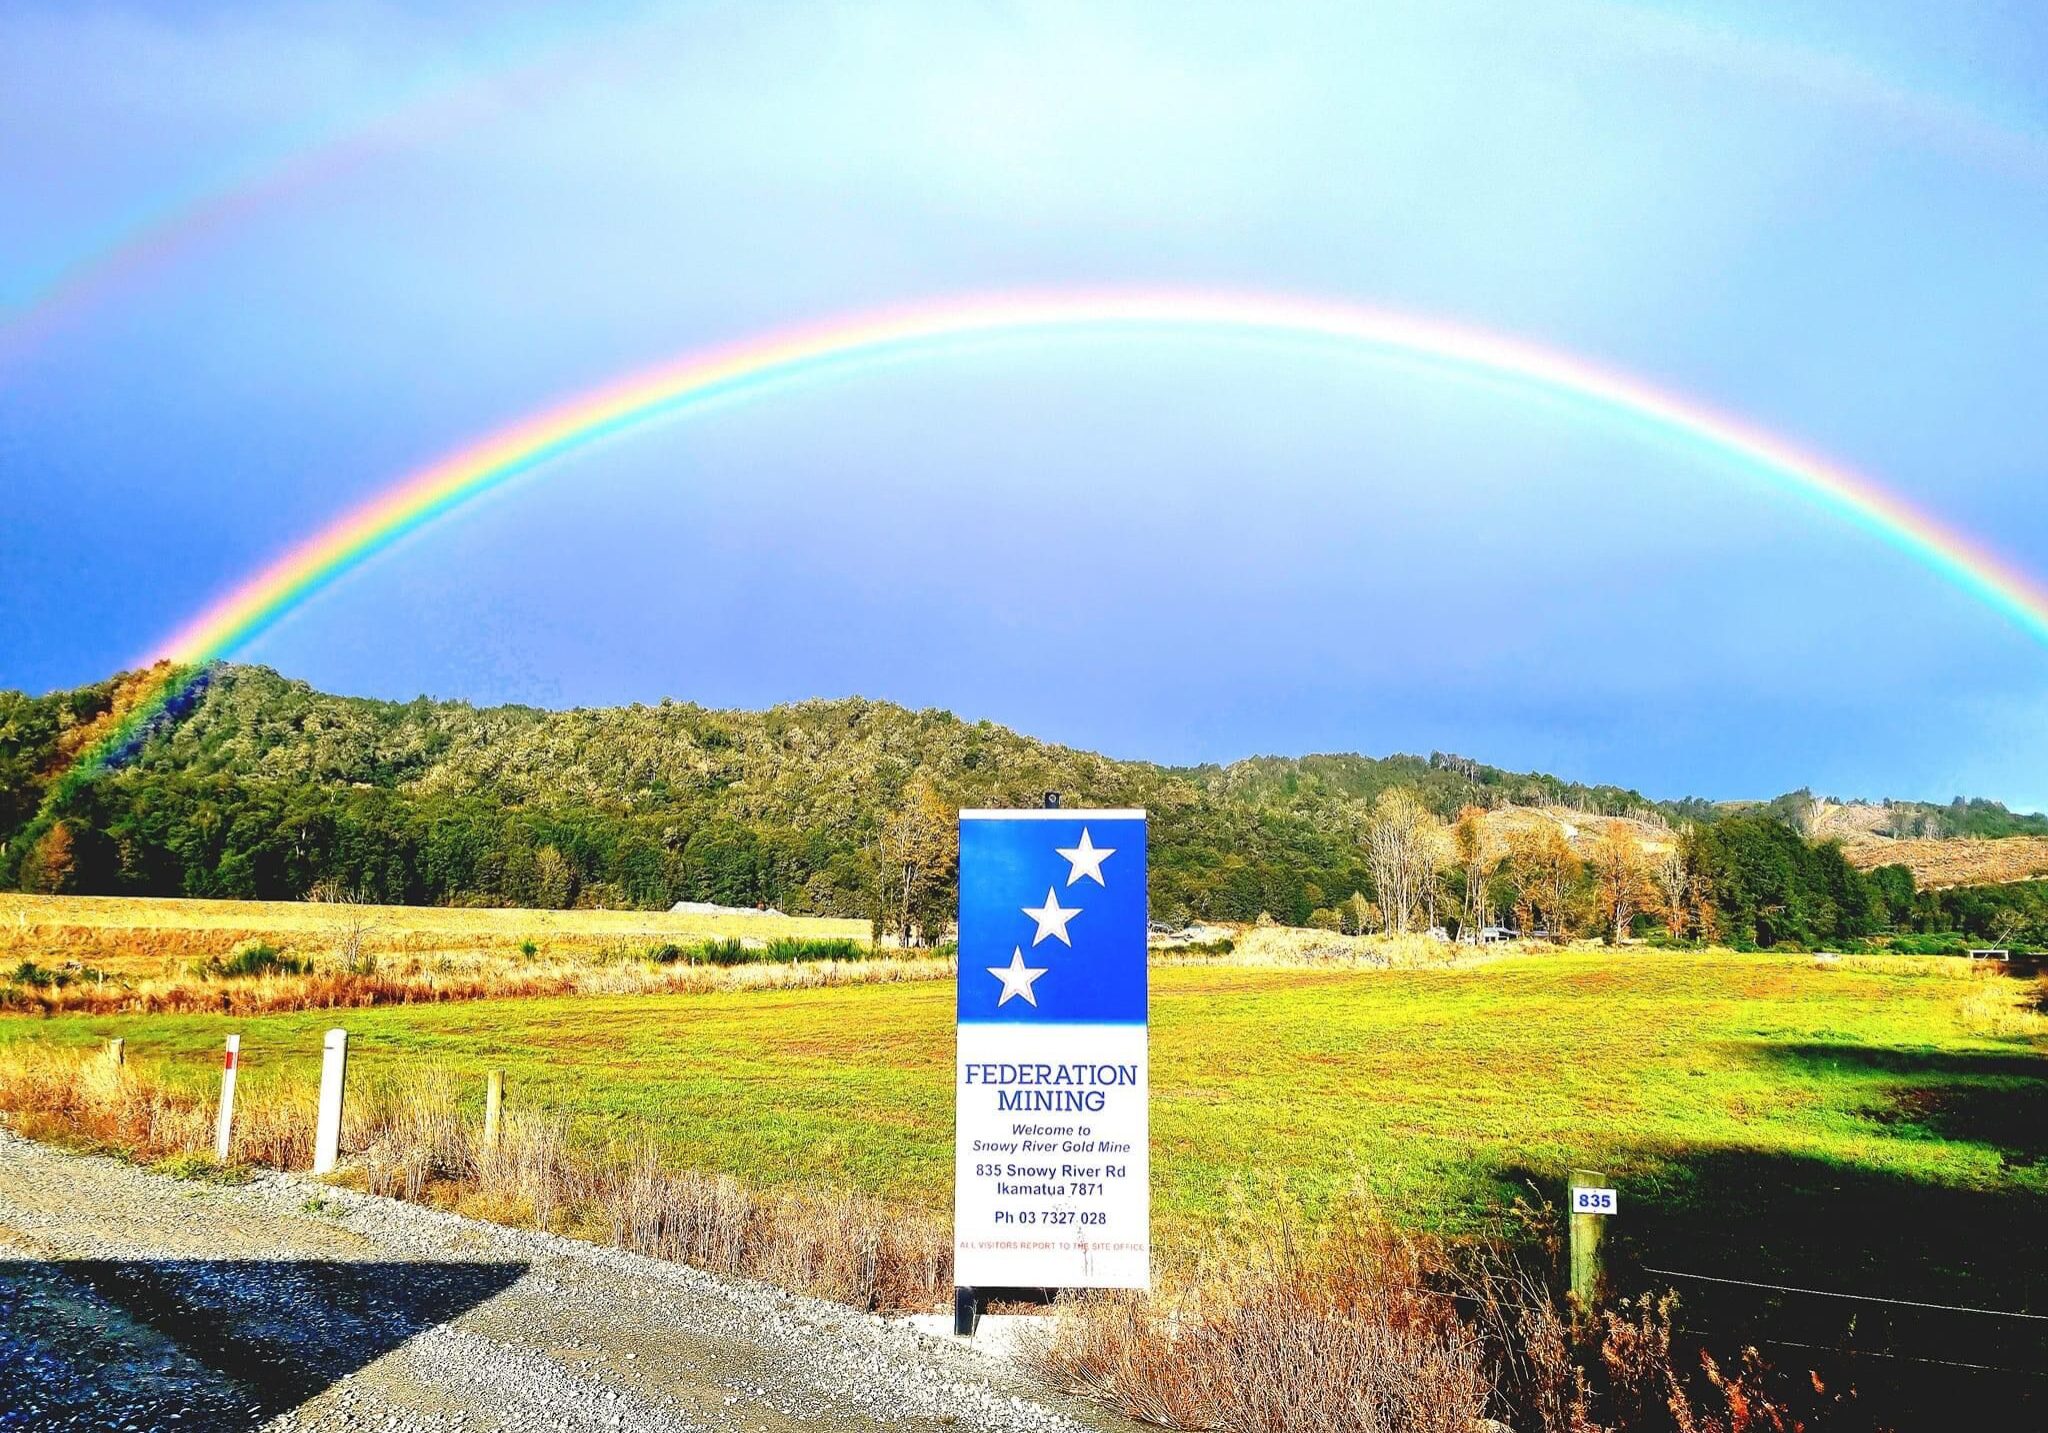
3,1,2045,807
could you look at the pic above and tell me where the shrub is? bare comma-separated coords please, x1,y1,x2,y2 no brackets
1885,933,1971,956
762,937,865,964
2,961,115,992
204,941,309,979
693,938,751,966
9,961,58,989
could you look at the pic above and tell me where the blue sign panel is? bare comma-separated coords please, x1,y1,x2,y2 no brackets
957,810,1148,1025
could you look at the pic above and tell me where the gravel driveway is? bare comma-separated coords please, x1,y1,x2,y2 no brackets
0,1132,1140,1433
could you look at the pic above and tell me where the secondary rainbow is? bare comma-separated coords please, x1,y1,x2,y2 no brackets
1,10,645,364
55,287,2048,791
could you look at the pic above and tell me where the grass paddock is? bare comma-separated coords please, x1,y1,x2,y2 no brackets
4,949,2042,1317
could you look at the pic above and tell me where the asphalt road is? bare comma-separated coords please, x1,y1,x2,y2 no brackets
0,1132,1136,1433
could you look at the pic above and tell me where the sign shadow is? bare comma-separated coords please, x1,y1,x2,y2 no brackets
0,1257,529,1428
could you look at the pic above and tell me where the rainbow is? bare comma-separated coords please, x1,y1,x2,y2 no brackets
1,10,644,365
53,287,2048,793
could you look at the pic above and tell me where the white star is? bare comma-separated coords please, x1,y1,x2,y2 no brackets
1022,887,1081,946
1056,828,1116,887
988,946,1048,1007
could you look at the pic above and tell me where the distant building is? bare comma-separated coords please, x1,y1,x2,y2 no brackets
668,900,785,917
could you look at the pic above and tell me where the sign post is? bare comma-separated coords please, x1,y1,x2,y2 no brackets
953,808,1150,1334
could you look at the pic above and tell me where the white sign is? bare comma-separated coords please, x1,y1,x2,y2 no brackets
1571,1185,1619,1216
954,810,1150,1289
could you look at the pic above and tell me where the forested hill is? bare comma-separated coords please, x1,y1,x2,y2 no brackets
0,664,2040,922
1,665,1666,920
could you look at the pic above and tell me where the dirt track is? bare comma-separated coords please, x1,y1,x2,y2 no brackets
0,1132,1134,1433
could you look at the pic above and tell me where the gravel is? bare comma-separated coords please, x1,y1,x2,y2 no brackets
0,1131,1138,1433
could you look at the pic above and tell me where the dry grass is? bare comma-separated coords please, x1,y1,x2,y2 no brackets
0,1042,949,1312
1,890,869,945
0,947,950,1017
1189,923,1566,969
1031,1195,1494,1432
1030,1188,1837,1433
0,1040,312,1169
0,891,944,1016
0,891,871,979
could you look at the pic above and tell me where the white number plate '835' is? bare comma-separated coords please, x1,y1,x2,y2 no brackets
1570,1186,1618,1215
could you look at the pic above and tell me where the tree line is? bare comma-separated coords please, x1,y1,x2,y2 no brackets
0,665,2038,948
1327,790,2039,950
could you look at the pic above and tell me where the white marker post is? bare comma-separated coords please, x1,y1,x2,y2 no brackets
214,1034,240,1162
313,1028,349,1175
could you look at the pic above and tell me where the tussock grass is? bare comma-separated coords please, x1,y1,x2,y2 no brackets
1032,1203,1493,1431
0,891,888,1016
1031,1186,1832,1433
0,942,948,1017
0,1042,950,1312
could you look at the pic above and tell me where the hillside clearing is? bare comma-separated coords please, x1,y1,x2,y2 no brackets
1838,833,2048,888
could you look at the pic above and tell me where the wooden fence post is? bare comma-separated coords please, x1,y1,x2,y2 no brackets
484,1069,505,1149
313,1028,348,1175
107,1037,124,1068
214,1035,240,1161
1568,1167,1610,1311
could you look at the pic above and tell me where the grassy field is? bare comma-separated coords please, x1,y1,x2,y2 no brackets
5,948,2043,1316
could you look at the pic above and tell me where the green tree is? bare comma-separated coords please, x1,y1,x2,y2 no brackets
533,844,575,910
18,821,77,894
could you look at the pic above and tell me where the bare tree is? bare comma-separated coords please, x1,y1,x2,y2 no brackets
1452,806,1491,935
1506,824,1580,941
1989,908,2024,952
879,779,955,946
1654,843,1691,938
313,880,379,974
1418,812,1453,933
1590,825,1654,944
1367,790,1445,935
